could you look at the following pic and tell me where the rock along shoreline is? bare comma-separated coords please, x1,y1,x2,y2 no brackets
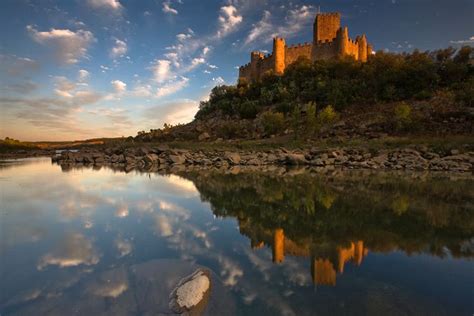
51,145,474,172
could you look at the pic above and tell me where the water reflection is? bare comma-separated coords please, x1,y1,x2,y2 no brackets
1,158,473,315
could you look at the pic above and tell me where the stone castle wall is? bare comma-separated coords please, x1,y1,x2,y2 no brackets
312,40,338,60
238,12,373,83
285,42,313,65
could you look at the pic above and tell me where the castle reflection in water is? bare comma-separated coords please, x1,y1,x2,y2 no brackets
240,221,368,286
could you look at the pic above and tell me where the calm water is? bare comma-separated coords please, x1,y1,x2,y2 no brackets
1,158,473,316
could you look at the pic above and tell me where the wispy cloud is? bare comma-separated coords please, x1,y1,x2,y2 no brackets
142,98,199,127
450,36,474,45
162,0,179,15
0,54,39,76
27,25,95,64
78,69,90,82
155,77,189,98
244,5,315,46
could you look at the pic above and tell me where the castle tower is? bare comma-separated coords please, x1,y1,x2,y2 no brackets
357,35,368,62
313,12,341,43
250,51,264,81
337,241,355,273
273,37,286,75
336,26,349,58
272,228,285,263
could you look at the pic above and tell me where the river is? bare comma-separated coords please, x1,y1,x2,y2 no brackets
1,158,473,315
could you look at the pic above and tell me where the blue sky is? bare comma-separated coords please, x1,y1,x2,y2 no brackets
0,0,473,141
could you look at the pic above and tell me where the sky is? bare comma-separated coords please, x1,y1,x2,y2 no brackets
0,0,473,141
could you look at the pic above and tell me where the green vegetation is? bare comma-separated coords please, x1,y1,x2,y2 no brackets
393,102,412,130
261,111,285,135
196,47,473,119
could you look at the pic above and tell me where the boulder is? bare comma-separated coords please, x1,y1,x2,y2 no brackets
83,155,94,164
169,269,211,314
285,153,307,165
143,153,159,165
224,152,241,164
198,132,210,141
94,155,105,163
169,154,186,164
155,144,170,153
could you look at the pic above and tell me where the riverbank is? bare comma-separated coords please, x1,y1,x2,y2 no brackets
49,144,474,172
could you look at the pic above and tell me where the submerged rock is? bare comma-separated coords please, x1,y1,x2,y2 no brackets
169,269,211,314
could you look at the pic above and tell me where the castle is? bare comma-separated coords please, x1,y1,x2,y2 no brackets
238,12,373,83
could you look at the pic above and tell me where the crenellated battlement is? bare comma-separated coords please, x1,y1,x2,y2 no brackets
286,42,312,50
238,11,373,83
316,12,341,18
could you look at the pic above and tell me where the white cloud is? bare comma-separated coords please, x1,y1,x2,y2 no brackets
217,5,243,38
78,69,90,82
176,33,192,41
164,52,180,67
156,77,189,98
208,64,218,69
151,59,171,83
212,76,225,85
27,25,95,65
450,36,474,44
162,1,178,15
86,0,122,10
191,57,205,67
111,80,127,93
100,65,110,73
110,39,127,59
244,5,315,46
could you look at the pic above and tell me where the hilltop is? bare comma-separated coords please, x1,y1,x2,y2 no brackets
134,47,473,150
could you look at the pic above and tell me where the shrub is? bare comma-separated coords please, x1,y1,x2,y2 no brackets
393,102,412,129
218,121,240,139
305,102,317,135
261,111,285,135
237,100,259,119
317,105,338,126
291,106,302,139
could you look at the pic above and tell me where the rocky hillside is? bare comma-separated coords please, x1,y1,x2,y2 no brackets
135,47,473,143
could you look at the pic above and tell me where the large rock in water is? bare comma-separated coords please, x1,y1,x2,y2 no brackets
9,260,235,316
169,269,211,314
130,259,235,315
